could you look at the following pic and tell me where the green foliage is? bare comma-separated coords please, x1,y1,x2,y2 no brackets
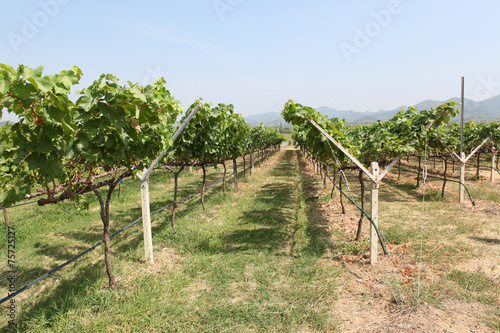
171,105,284,168
251,123,286,152
172,101,234,166
431,120,500,157
282,99,460,167
0,64,83,205
75,74,182,170
0,64,182,207
283,100,352,168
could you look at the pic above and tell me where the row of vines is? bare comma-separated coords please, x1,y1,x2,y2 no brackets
0,64,286,288
281,99,500,240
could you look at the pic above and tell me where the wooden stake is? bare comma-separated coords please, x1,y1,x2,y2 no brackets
459,152,465,203
492,150,496,182
323,165,327,188
370,162,380,265
233,158,238,190
250,152,255,174
222,161,226,193
140,176,154,264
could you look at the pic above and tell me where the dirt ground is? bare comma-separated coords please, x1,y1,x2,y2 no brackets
298,152,498,333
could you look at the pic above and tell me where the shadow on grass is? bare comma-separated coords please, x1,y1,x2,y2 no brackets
217,150,297,254
0,156,280,331
213,149,334,258
168,149,328,257
378,175,450,204
105,153,275,256
295,150,336,256
468,236,500,245
33,242,96,262
2,264,104,333
0,266,53,291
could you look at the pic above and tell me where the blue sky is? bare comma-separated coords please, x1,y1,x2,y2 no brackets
1,0,499,122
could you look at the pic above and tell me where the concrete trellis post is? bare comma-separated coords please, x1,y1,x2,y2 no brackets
434,134,490,203
370,162,380,265
305,116,394,265
251,152,255,174
491,150,496,183
140,175,153,263
136,105,200,264
323,165,327,188
303,113,452,265
233,159,238,190
459,152,465,203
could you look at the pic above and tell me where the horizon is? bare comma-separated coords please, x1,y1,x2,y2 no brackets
2,92,499,123
2,1,500,122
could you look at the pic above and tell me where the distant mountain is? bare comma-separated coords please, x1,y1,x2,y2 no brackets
244,94,500,127
353,96,499,124
317,96,500,125
245,112,292,128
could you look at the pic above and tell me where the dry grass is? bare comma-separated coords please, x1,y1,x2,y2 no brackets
300,152,500,332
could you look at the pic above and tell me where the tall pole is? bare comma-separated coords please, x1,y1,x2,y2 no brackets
370,162,380,265
459,77,465,203
460,77,464,155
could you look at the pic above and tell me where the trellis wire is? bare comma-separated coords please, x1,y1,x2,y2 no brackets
313,129,406,301
324,171,403,304
0,150,270,306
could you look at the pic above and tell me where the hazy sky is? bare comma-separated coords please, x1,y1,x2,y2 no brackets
2,0,499,121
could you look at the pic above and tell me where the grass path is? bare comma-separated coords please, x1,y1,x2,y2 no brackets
4,147,340,332
4,147,497,331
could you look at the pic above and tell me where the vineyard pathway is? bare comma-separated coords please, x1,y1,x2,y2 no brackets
143,144,342,331
213,144,494,332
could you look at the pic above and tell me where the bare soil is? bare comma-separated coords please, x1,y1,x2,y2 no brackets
298,152,498,333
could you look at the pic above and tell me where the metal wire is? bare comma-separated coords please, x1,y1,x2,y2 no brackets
398,165,476,206
324,171,403,304
0,153,263,306
314,135,405,304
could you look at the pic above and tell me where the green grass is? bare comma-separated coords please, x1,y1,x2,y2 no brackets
310,157,499,328
0,149,340,332
448,270,498,304
2,150,499,331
